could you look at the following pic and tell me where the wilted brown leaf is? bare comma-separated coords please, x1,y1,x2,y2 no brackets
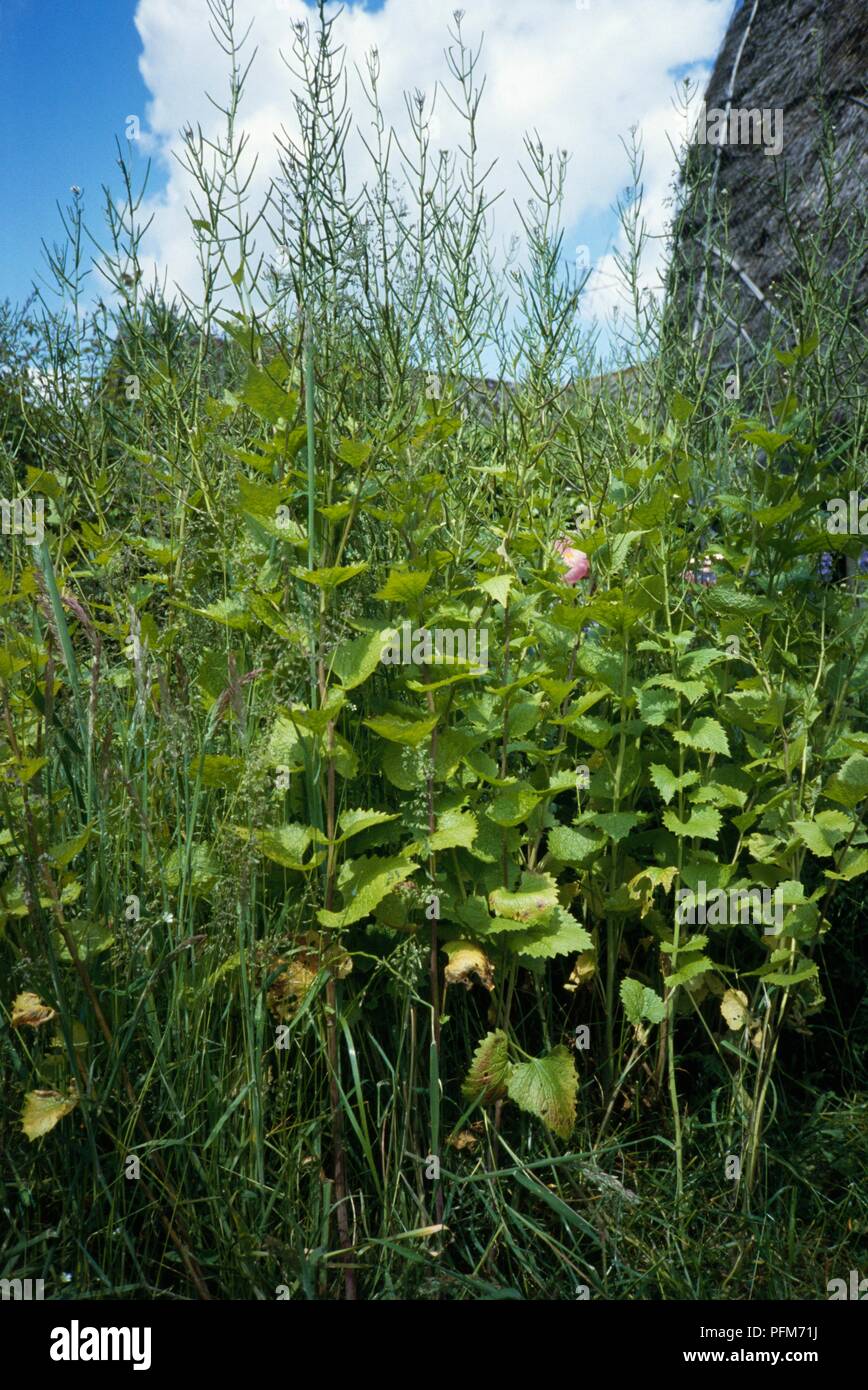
264,931,353,1020
447,1129,479,1152
11,992,58,1028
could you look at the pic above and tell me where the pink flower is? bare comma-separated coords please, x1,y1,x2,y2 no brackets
554,537,590,584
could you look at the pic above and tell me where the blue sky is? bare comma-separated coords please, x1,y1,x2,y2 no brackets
1,0,735,336
0,0,400,306
0,0,151,304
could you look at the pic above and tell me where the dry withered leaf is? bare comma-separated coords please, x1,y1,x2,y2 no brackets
720,988,750,1031
11,992,58,1028
265,930,353,1020
447,1129,479,1152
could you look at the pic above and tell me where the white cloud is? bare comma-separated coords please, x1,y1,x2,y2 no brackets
130,0,731,343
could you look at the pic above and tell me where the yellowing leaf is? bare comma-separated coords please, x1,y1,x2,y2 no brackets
443,940,495,992
564,950,596,991
507,1047,578,1140
462,1029,511,1102
720,988,750,1030
11,992,58,1028
21,1086,79,1141
266,958,318,1021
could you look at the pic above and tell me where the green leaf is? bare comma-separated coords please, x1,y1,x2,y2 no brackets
477,573,513,607
428,808,478,852
663,807,723,840
317,853,419,929
645,675,708,703
773,332,819,366
537,676,577,704
791,817,846,858
292,563,368,591
649,764,700,805
265,712,305,768
332,628,394,690
670,389,695,422
731,422,791,453
374,568,432,602
382,742,428,789
620,978,666,1025
665,955,713,989
822,754,868,809
240,363,296,423
487,782,542,827
337,439,372,468
547,823,604,866
508,905,593,960
48,828,91,869
638,687,678,726
489,871,559,923
186,596,251,630
165,843,220,891
681,647,727,677
199,755,244,789
236,824,325,872
336,809,400,844
290,692,346,736
825,847,868,881
705,588,773,617
752,496,803,526
363,713,439,746
588,812,641,842
507,1047,577,1140
607,530,647,575
673,717,730,757
462,1030,511,1103
760,961,819,987
53,917,114,963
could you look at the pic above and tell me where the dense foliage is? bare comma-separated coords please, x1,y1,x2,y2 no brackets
2,1,866,1300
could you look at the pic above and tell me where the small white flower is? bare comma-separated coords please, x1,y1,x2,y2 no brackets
61,1272,73,1283
163,912,174,925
